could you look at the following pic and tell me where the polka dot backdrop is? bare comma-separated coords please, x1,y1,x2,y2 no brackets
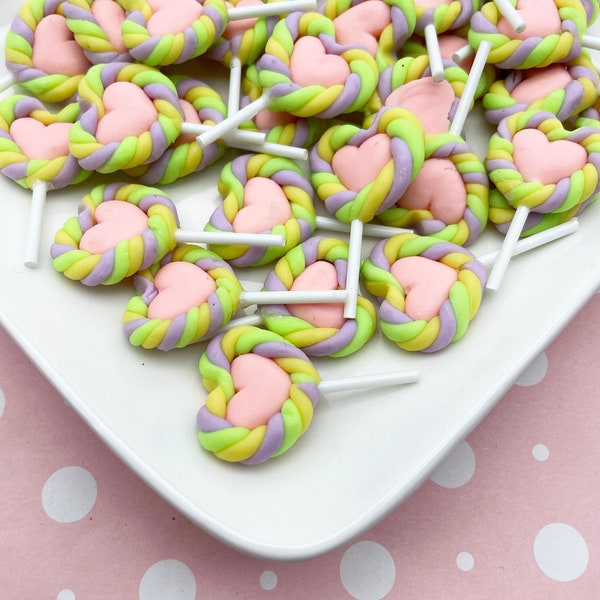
1,292,600,599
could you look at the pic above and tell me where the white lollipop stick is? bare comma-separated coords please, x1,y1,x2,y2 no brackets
484,204,530,291
449,40,492,136
492,0,527,33
227,0,317,20
180,122,266,145
343,219,363,319
581,34,600,51
318,368,419,393
228,56,243,116
240,288,348,306
477,218,579,270
23,180,49,268
315,216,412,237
174,230,286,246
424,23,445,83
452,43,474,65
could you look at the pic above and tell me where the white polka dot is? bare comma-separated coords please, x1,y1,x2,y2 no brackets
456,552,474,571
430,441,476,489
515,353,548,387
532,444,549,462
260,570,278,591
340,541,396,600
139,560,196,600
0,388,5,417
534,523,589,582
42,466,97,523
57,591,75,600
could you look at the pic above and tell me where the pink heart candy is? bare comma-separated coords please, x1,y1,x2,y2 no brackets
290,36,350,88
510,66,572,104
146,0,203,36
147,262,217,320
497,0,561,40
90,0,128,52
9,118,72,161
226,354,292,428
332,133,392,192
333,1,392,55
232,177,292,233
512,129,587,185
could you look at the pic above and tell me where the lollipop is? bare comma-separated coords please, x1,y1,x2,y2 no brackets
3,0,92,102
485,109,600,290
0,94,91,268
50,182,287,286
196,325,418,464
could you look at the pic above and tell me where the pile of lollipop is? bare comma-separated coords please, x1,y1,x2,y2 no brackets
4,0,600,464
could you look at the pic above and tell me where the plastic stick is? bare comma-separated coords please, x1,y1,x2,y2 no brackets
240,288,348,306
492,0,527,33
23,180,49,268
343,219,363,319
227,0,317,20
452,43,474,65
180,122,266,145
318,368,420,394
228,56,243,116
315,216,412,237
581,34,600,51
423,23,445,83
476,218,579,269
450,40,492,136
174,230,286,246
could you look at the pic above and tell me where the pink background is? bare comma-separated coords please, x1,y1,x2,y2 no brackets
1,291,599,600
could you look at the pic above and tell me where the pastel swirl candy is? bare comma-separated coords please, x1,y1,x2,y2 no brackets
361,233,487,352
123,244,243,350
205,153,317,267
196,325,321,464
486,110,600,216
468,0,586,70
0,95,90,190
51,182,179,285
377,133,489,246
5,0,92,103
124,76,227,184
256,12,379,118
414,0,477,34
120,0,228,66
310,106,425,223
260,236,378,357
482,52,600,125
69,62,184,174
64,0,132,64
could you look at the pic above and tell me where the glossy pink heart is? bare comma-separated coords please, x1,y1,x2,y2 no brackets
232,177,292,233
290,36,350,88
391,256,458,321
9,118,72,161
96,82,158,144
226,353,291,428
399,158,467,223
147,262,217,320
79,200,149,254
332,133,392,192
333,1,392,55
288,261,345,328
512,129,587,185
497,0,561,40
146,0,203,36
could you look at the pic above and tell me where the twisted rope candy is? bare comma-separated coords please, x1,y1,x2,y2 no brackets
205,153,317,267
64,0,132,64
467,0,587,70
69,62,184,174
310,107,425,224
51,182,179,286
361,233,487,352
318,0,417,70
197,325,321,464
260,236,378,357
255,11,379,118
124,76,228,184
123,244,243,350
415,0,476,35
119,0,228,66
4,0,92,103
483,52,600,125
377,132,489,246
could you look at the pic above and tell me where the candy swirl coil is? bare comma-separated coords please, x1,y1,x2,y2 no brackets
377,132,489,246
120,0,228,66
310,106,425,223
123,244,243,351
486,110,600,214
414,0,477,34
261,236,378,357
51,182,179,286
0,95,90,190
196,325,321,464
205,153,317,267
361,233,487,352
256,12,379,118
69,62,184,174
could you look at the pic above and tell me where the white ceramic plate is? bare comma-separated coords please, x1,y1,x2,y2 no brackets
2,2,600,561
